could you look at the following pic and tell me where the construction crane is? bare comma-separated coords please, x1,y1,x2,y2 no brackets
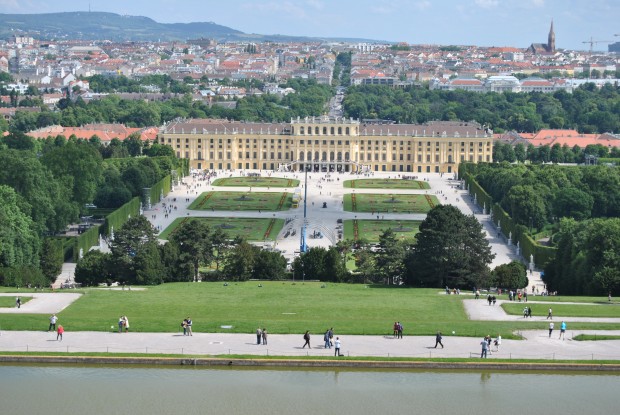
582,37,614,53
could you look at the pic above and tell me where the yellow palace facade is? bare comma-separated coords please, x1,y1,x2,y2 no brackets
158,117,493,173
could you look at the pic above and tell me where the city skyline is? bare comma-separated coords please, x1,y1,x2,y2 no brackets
0,0,618,50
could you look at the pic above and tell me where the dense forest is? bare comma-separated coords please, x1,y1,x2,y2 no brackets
0,133,178,288
343,84,620,133
466,162,620,295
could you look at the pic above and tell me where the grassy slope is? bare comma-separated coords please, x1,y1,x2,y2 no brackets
3,283,619,338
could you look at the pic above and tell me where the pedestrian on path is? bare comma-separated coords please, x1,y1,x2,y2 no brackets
261,328,267,345
256,327,262,344
324,330,331,348
118,316,124,333
302,330,311,348
48,314,58,332
480,338,488,358
559,321,566,340
185,317,192,336
434,331,444,348
549,322,554,338
123,316,130,333
334,337,341,356
57,325,64,341
15,296,21,308
547,308,553,319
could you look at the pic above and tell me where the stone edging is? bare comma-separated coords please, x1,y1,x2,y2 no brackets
1,355,619,372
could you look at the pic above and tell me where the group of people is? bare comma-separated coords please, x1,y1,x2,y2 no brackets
549,321,567,339
47,313,63,340
480,335,501,358
486,295,497,305
392,322,404,338
523,307,533,318
181,317,193,336
256,327,267,345
323,328,334,348
118,316,129,333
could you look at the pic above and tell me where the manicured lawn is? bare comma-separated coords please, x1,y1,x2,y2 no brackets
573,334,620,341
5,283,620,338
343,178,430,189
510,295,617,305
189,191,292,211
159,217,284,241
502,302,620,318
343,193,439,213
343,219,420,242
212,176,300,188
0,296,32,308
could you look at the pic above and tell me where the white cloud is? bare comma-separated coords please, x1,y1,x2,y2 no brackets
474,0,499,8
531,0,545,6
415,1,431,11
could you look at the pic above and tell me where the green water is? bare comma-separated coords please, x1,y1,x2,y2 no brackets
0,365,617,414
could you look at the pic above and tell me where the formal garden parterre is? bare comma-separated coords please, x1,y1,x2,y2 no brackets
159,217,284,241
211,176,300,188
343,193,439,213
189,191,293,211
343,178,430,190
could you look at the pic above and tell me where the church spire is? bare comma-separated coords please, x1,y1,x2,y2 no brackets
548,19,556,52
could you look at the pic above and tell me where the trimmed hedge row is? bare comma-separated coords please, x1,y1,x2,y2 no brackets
104,197,141,236
463,171,557,269
73,224,102,262
149,175,171,205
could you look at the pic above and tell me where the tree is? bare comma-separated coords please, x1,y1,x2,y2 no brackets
253,250,287,280
406,205,494,288
375,229,406,285
75,250,112,286
41,141,103,206
492,261,528,289
223,241,256,281
553,187,593,221
0,185,40,268
170,219,213,282
109,215,158,284
40,238,64,283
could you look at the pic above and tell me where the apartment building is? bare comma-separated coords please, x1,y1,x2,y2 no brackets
158,117,493,174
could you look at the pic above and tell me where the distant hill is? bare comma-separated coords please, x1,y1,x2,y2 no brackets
0,12,243,41
0,12,384,43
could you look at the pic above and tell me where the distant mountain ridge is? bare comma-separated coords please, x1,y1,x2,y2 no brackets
0,11,383,43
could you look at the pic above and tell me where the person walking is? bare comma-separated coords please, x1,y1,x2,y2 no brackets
261,328,267,345
434,331,444,348
397,322,403,339
118,316,124,333
123,316,130,333
393,322,399,338
549,322,554,338
480,337,488,358
302,331,311,349
48,314,58,332
334,337,341,357
56,324,64,341
328,328,334,347
15,296,21,309
547,308,553,319
324,330,331,348
256,327,262,344
559,321,566,340
494,335,502,352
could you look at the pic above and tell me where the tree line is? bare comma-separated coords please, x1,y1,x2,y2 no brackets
493,141,620,164
466,162,620,296
75,217,288,286
4,79,334,134
343,83,620,133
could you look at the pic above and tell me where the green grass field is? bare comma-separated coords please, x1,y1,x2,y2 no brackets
3,284,619,338
189,191,292,211
212,176,300,188
159,217,285,241
343,220,420,242
343,193,439,213
0,297,32,308
343,179,430,189
502,302,620,318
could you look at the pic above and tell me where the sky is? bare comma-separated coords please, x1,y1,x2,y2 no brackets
0,0,618,50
